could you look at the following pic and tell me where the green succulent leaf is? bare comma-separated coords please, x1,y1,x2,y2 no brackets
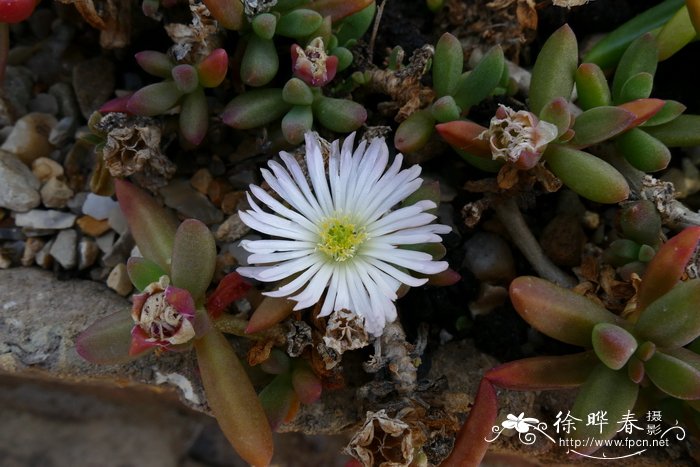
126,81,182,117
312,96,367,133
612,33,657,103
76,311,149,364
170,219,216,305
486,352,598,390
240,35,279,87
452,45,504,112
583,0,684,70
195,325,273,466
430,95,462,123
620,200,662,247
222,89,291,129
570,106,635,148
617,72,654,104
197,49,228,88
201,0,244,30
258,373,297,430
282,78,314,106
575,63,611,110
282,105,314,145
544,144,630,204
134,51,174,78
644,114,700,147
171,64,199,94
636,226,700,311
603,238,642,267
276,9,323,38
394,110,435,154
592,323,638,370
333,2,376,46
615,128,671,173
305,0,374,22
433,32,464,98
434,120,491,157
179,88,208,146
246,296,296,334
634,279,700,348
570,365,639,454
657,5,698,61
331,46,353,71
539,97,573,138
260,348,291,375
292,361,322,404
126,257,166,291
114,179,178,273
689,0,700,34
641,100,686,127
509,276,624,347
251,12,277,40
529,24,578,116
645,349,700,399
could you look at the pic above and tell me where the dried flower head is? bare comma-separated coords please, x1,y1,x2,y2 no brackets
345,409,414,467
242,0,278,18
291,37,339,87
238,132,450,336
479,104,558,170
130,275,196,354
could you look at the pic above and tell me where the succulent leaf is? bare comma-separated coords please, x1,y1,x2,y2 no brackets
221,89,291,129
241,35,279,87
195,326,274,466
246,296,296,334
282,78,314,105
135,50,174,78
171,64,199,94
656,5,698,61
258,373,297,431
644,114,700,147
170,219,217,305
619,200,662,247
394,110,435,154
333,2,376,46
617,72,654,104
592,323,638,370
179,88,209,146
76,311,150,364
260,349,291,375
434,120,490,157
611,33,657,103
305,0,374,22
635,279,700,348
126,256,166,291
114,179,178,273
291,361,322,404
126,81,182,117
544,144,630,204
251,12,277,40
331,46,353,71
206,272,252,319
452,45,504,112
529,24,578,116
616,98,665,128
510,276,624,347
575,63,611,110
570,364,639,454
312,96,367,132
201,0,244,30
282,105,314,144
430,95,462,123
433,33,464,98
636,226,700,311
486,352,598,390
641,100,686,127
539,97,573,138
276,9,323,38
570,106,635,148
645,349,700,399
689,0,700,34
197,49,229,88
615,128,671,172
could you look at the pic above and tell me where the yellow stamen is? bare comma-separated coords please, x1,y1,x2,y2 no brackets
317,216,366,262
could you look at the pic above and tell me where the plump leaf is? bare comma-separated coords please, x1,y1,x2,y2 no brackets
441,379,497,467
617,72,654,104
575,63,611,110
644,114,700,146
539,97,573,138
76,311,149,364
126,257,166,291
171,64,199,94
179,88,208,146
206,272,252,319
282,105,314,145
544,144,630,204
529,24,578,115
241,35,279,87
433,33,464,98
221,89,291,129
333,2,376,46
570,106,635,147
619,200,662,247
634,279,700,348
114,179,178,273
430,95,461,123
246,296,296,334
592,323,638,370
612,33,657,103
452,45,504,112
509,276,624,347
170,219,216,305
258,373,296,430
583,0,684,69
276,9,323,38
135,51,174,78
292,362,322,404
425,268,461,286
486,352,598,390
201,0,244,30
197,48,228,88
305,0,374,22
636,226,700,311
641,100,686,127
313,96,366,132
645,349,700,399
570,365,639,454
615,128,671,172
603,238,642,268
126,81,182,117
260,349,291,375
331,46,353,71
657,5,698,61
616,98,665,128
434,120,490,157
282,77,314,106
394,110,435,153
195,326,273,466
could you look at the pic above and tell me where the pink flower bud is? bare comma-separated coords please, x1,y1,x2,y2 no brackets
291,37,338,87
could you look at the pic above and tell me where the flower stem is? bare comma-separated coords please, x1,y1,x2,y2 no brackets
493,197,576,287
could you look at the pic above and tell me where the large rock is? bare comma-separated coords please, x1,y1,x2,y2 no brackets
0,151,41,212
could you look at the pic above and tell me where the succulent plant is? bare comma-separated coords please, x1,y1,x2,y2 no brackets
436,23,700,204
76,179,273,466
444,227,700,464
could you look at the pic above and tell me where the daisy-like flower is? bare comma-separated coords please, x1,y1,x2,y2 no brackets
238,132,451,336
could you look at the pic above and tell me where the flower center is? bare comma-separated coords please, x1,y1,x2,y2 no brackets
140,292,183,340
317,216,366,262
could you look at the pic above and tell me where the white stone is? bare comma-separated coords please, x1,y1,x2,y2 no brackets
50,229,78,269
0,151,41,212
14,209,77,229
82,193,118,220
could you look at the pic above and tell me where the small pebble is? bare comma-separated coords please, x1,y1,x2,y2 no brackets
28,93,59,115
77,215,111,237
49,82,81,119
21,237,45,266
14,209,76,230
31,157,64,183
107,263,133,296
107,206,128,235
82,193,118,220
102,232,134,267
0,251,11,269
49,229,78,269
48,116,76,146
463,232,515,283
35,239,54,269
66,191,88,214
73,57,115,119
0,112,57,165
78,238,99,270
221,191,245,215
40,177,74,209
160,180,224,225
0,151,41,212
0,227,24,241
95,231,116,254
215,213,250,242
190,168,213,194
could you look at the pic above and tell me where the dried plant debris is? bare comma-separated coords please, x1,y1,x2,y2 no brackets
96,113,175,191
165,2,222,62
322,309,370,357
57,0,131,48
345,409,414,467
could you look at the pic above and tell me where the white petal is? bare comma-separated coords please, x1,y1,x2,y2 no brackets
241,239,316,254
363,256,429,287
363,247,448,274
304,133,334,216
319,269,340,317
249,185,318,233
239,210,314,241
290,263,334,310
264,163,323,222
257,253,321,281
353,257,398,300
264,260,325,297
279,152,325,218
248,248,315,264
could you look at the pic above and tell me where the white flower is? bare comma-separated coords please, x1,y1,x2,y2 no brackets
237,132,451,336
